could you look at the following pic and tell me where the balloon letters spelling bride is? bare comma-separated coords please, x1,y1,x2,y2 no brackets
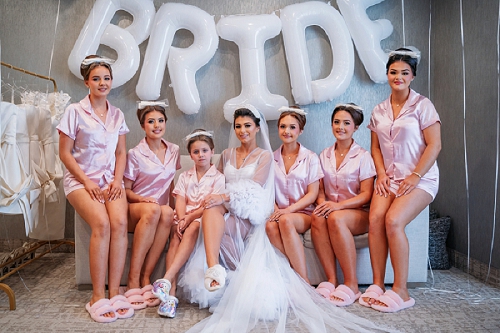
69,0,401,118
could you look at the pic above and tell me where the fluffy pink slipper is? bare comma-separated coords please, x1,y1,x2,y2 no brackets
143,291,161,307
371,290,415,313
330,284,361,307
85,299,117,323
124,288,147,310
140,284,153,293
110,295,135,319
359,284,384,307
315,281,336,299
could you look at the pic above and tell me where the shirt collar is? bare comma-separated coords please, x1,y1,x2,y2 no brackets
137,137,170,161
186,164,218,178
80,95,112,116
274,143,308,163
384,89,419,113
325,140,361,160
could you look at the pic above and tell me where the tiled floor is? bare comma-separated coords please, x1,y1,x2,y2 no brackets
0,253,499,332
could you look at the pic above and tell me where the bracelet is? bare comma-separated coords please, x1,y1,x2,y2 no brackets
412,171,422,178
219,194,224,204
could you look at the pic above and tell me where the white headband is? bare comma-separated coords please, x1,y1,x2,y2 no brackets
81,57,115,66
278,106,308,116
184,130,214,141
334,103,364,114
236,104,261,119
388,50,420,61
137,100,169,110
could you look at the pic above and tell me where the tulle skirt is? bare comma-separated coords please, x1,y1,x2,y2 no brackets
184,225,389,333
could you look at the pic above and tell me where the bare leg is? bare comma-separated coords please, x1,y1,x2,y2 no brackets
266,221,286,254
362,192,394,305
202,205,227,268
164,222,200,296
104,192,129,300
380,189,432,305
328,209,369,296
68,189,111,310
277,213,311,283
311,213,338,285
127,202,161,289
140,205,173,286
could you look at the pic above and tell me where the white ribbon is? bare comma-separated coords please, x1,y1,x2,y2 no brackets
334,103,363,114
278,106,307,116
184,130,214,141
81,56,116,66
137,99,169,110
388,49,420,60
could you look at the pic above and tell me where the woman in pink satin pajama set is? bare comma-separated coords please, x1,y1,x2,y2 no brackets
265,107,323,283
361,48,442,313
311,103,376,307
58,56,132,322
122,102,180,310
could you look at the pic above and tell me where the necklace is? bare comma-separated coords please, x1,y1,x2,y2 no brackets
94,108,106,117
337,149,349,157
283,153,298,160
240,150,250,161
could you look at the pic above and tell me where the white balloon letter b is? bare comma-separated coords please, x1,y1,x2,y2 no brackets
68,0,155,88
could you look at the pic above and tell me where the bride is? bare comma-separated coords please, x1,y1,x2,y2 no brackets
182,105,386,332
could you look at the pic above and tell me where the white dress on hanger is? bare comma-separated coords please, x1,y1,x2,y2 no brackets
28,91,70,240
0,102,35,235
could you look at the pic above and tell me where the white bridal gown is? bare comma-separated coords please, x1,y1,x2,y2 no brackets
181,116,389,332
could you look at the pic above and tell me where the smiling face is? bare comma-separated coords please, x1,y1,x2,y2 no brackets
332,110,357,142
278,115,302,145
234,116,260,144
387,60,414,93
84,65,112,98
142,110,166,140
189,140,214,169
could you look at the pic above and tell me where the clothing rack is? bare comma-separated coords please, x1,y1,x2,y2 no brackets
1,61,58,92
0,61,72,310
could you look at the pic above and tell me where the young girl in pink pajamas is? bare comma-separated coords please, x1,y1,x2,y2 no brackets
362,48,441,312
311,103,376,307
58,55,132,322
265,106,323,283
122,101,180,310
152,129,225,318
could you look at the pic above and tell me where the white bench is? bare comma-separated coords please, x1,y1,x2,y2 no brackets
75,155,429,288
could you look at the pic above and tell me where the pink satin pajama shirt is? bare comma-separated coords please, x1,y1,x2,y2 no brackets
368,89,441,199
319,141,376,204
124,138,180,206
173,164,225,219
273,144,324,215
57,95,129,195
